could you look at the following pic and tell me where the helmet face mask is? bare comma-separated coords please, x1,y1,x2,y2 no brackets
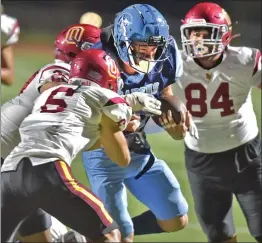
125,38,169,73
113,4,170,74
181,21,231,58
180,2,238,59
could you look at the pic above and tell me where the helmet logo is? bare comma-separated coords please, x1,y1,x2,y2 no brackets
119,14,132,28
117,77,124,92
188,19,207,24
157,17,164,23
221,9,232,29
105,55,118,79
66,26,85,44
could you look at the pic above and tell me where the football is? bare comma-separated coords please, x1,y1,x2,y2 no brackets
152,96,187,127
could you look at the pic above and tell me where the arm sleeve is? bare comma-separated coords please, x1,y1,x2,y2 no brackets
165,36,183,87
36,65,70,91
1,14,20,47
249,49,261,87
173,39,183,82
102,96,132,131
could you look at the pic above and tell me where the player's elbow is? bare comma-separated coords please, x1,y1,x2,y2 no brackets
112,152,131,167
39,82,65,93
102,140,131,167
118,153,131,167
1,74,14,85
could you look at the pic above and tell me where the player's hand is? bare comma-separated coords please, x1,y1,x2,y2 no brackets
185,111,199,140
159,110,187,140
123,92,162,116
125,114,141,132
159,110,199,140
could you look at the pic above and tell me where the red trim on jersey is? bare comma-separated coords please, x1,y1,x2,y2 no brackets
111,97,129,105
19,70,39,94
117,118,127,127
54,160,113,226
9,20,19,37
38,65,69,81
252,50,261,76
104,97,129,107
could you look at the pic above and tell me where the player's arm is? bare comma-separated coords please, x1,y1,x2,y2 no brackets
160,85,188,140
37,66,69,93
161,84,173,96
249,49,261,90
1,16,20,85
160,86,184,140
159,54,188,140
100,114,131,167
159,37,187,138
158,38,198,139
246,48,261,89
88,138,102,151
161,85,198,140
1,45,14,85
99,92,161,162
39,82,66,93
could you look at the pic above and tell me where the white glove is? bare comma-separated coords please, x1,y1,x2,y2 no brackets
188,117,199,140
122,92,162,116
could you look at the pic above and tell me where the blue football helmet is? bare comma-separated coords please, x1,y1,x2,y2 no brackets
113,4,170,74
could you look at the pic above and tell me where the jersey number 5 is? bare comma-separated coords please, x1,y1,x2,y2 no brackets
185,82,235,117
40,87,74,113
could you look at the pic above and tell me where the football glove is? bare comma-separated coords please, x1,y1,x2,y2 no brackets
123,92,162,116
188,120,199,140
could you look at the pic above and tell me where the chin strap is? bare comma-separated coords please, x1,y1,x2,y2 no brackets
229,33,241,42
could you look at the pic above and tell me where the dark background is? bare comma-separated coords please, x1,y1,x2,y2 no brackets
2,0,261,49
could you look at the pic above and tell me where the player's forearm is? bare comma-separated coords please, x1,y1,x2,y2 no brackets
160,85,186,139
39,82,66,93
88,139,102,151
100,115,131,167
1,68,14,85
161,84,174,97
101,130,131,167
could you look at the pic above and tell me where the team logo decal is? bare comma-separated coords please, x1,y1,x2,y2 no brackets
65,26,85,44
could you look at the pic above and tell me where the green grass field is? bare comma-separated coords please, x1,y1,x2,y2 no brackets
1,49,261,242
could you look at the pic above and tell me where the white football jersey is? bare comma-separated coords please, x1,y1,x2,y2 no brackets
2,84,132,172
1,13,20,47
174,46,261,153
1,60,70,159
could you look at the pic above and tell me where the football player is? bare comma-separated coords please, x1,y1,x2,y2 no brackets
173,2,261,242
1,23,101,242
82,4,198,242
1,7,20,85
1,23,101,160
1,48,162,242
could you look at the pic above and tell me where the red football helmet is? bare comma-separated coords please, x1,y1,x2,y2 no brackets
69,49,123,93
54,24,101,63
181,2,239,58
